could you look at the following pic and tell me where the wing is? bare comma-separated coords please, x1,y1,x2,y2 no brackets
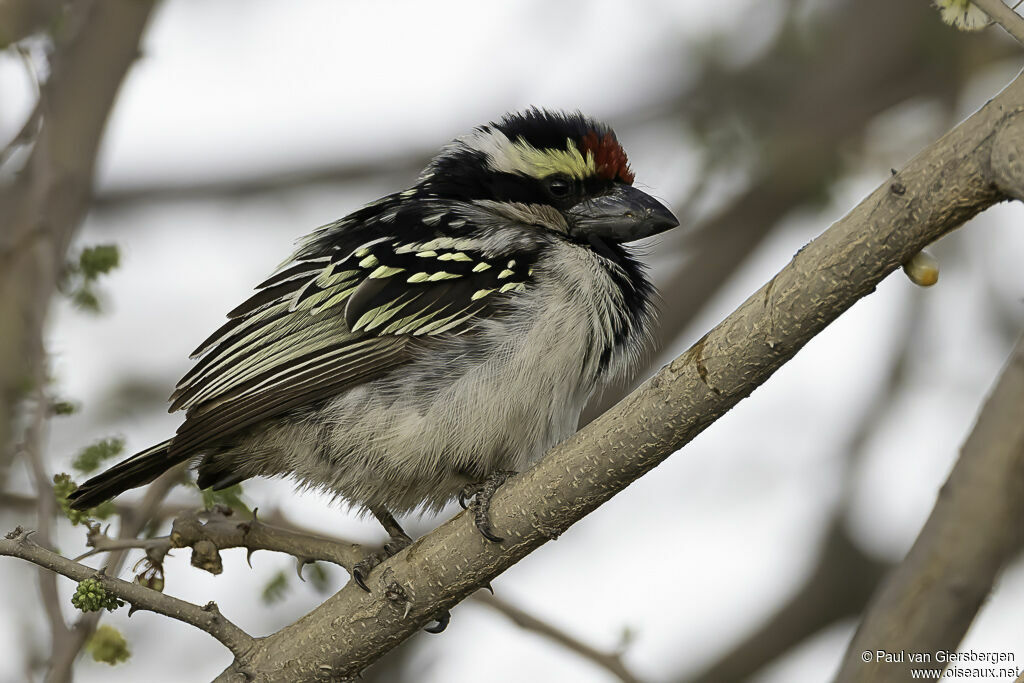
167,198,536,458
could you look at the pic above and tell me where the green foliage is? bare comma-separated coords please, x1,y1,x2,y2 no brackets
86,625,131,665
71,288,101,313
72,437,125,475
307,562,332,594
62,243,121,314
53,473,115,525
50,399,79,416
71,578,124,613
200,483,251,516
261,570,289,605
78,245,121,278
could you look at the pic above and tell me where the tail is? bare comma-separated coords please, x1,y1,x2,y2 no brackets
67,439,185,510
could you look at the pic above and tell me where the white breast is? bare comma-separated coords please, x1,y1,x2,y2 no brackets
286,239,645,514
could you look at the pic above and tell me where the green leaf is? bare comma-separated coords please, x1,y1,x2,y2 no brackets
53,473,115,525
51,399,79,416
79,244,120,279
63,243,121,314
71,287,101,314
86,625,130,665
307,562,332,594
72,437,125,474
261,570,289,605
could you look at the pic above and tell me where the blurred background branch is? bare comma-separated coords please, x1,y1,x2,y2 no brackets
1,0,1022,680
0,0,155,481
836,334,1024,683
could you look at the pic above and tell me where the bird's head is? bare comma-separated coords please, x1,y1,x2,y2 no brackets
421,109,678,245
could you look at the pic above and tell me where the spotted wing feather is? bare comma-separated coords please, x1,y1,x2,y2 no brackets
166,203,535,460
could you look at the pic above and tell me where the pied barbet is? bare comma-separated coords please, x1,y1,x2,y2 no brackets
69,109,678,590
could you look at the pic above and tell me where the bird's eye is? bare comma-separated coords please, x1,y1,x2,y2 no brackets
544,176,573,199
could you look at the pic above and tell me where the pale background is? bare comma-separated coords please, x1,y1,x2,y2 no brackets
1,1,1022,681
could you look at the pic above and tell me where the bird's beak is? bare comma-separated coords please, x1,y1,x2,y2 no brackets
567,184,679,243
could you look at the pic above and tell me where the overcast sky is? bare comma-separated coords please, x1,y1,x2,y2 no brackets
1,1,1022,681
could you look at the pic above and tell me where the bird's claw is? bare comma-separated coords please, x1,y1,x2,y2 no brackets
459,470,515,543
351,533,412,592
423,609,451,634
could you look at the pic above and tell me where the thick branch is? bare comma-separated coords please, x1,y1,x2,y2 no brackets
834,335,1024,682
215,65,1024,683
0,0,65,47
584,0,1014,425
0,527,255,660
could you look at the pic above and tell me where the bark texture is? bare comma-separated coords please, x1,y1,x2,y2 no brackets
216,67,1024,683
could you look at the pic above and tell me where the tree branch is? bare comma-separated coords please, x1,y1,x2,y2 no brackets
472,592,642,683
0,0,65,47
212,64,1024,683
584,0,1014,425
77,506,365,574
48,467,182,682
684,518,889,683
17,369,72,659
975,0,1024,45
679,292,923,682
834,334,1024,682
0,0,155,477
0,526,256,660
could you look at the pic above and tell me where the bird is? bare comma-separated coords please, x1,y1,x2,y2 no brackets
69,108,678,590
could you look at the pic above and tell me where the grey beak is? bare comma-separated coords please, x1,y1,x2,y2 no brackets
567,184,679,243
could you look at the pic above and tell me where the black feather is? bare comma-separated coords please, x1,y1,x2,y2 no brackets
67,440,180,510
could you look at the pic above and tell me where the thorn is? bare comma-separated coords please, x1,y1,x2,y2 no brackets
481,582,494,595
403,602,412,619
296,558,308,582
245,548,255,569
127,603,140,617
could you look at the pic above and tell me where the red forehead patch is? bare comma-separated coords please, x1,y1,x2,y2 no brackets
580,131,634,184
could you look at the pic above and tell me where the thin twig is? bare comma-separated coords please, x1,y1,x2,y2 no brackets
48,468,183,681
975,0,1024,44
0,527,256,660
76,506,365,573
473,592,643,683
16,357,72,656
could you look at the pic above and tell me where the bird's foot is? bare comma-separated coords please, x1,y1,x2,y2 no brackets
424,610,451,634
459,470,516,543
352,532,412,592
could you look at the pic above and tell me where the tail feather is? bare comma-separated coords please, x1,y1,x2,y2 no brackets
67,439,185,510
